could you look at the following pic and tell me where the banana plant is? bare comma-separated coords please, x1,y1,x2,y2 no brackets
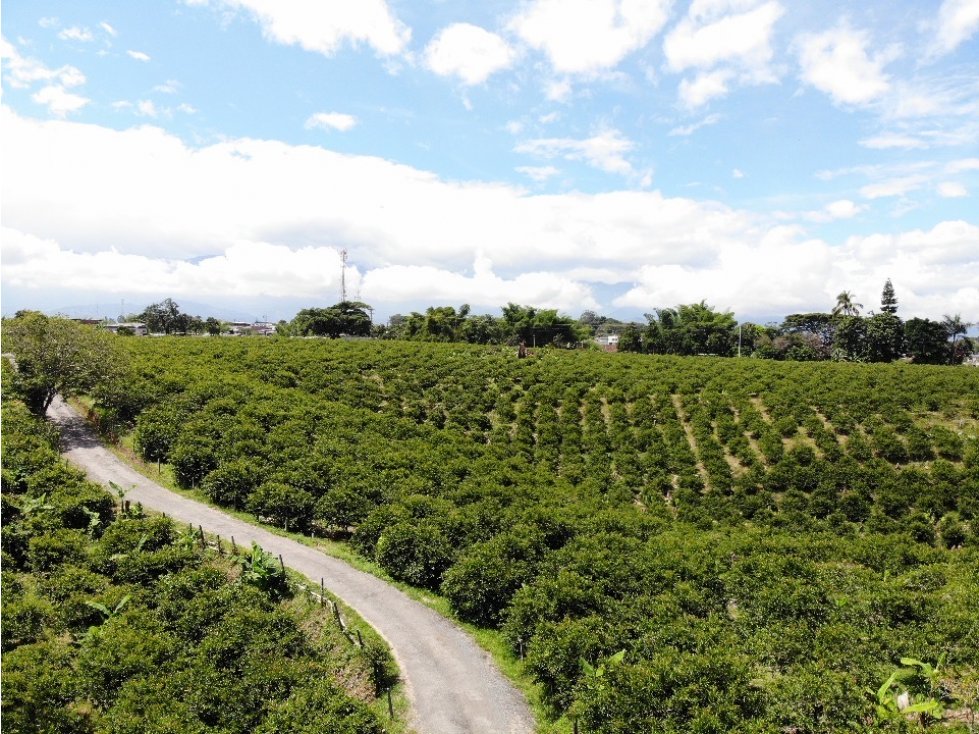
234,542,288,599
22,493,54,516
873,657,946,726
84,594,131,623
81,506,102,536
109,533,148,561
900,655,946,688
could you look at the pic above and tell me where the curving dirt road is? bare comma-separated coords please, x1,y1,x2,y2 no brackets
47,396,535,734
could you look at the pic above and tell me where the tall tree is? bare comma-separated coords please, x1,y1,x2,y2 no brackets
617,324,643,353
943,314,974,364
289,302,372,338
865,312,904,362
832,291,862,317
905,318,951,364
643,302,737,356
500,304,583,347
832,315,868,361
780,313,836,357
942,314,970,346
140,298,183,334
2,312,124,414
880,279,898,314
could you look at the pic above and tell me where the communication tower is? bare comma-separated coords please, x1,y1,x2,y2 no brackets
340,248,348,303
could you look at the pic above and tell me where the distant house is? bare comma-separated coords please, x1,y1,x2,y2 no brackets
595,334,619,352
251,321,277,336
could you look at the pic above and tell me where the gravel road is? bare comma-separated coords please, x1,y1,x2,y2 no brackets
48,395,535,734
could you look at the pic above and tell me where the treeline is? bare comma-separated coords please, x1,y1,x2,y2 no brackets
275,279,974,366
0,380,395,734
278,302,587,347
134,298,224,335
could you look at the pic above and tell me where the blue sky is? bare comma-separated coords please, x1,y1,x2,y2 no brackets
2,0,978,324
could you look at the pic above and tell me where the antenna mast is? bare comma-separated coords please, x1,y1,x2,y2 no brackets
340,248,348,303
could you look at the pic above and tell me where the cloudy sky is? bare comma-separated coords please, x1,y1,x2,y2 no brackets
2,0,978,324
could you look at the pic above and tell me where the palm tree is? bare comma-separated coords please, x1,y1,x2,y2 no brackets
832,291,863,317
942,314,970,345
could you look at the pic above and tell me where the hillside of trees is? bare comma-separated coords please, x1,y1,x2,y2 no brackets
8,326,969,733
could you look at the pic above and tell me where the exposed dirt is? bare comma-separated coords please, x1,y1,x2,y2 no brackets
47,396,535,734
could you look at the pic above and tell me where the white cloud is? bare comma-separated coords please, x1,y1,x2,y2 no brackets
946,157,979,173
616,220,979,319
860,175,930,199
823,199,863,219
509,0,671,74
362,255,600,311
796,199,866,222
31,85,90,116
304,112,358,132
937,181,968,198
678,69,733,108
668,113,721,136
545,78,573,102
3,108,975,320
127,49,151,62
616,228,834,314
189,0,410,57
58,27,94,42
664,0,783,73
859,125,979,150
100,21,118,37
515,129,636,175
1,37,86,89
424,23,515,85
39,17,59,29
665,0,783,108
178,103,197,114
732,168,745,178
539,112,560,124
816,159,976,207
136,100,159,117
796,24,896,105
1,229,360,300
859,132,928,150
932,0,979,55
516,165,560,182
154,79,181,94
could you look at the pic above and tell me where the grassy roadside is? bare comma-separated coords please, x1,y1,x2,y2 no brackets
65,398,568,734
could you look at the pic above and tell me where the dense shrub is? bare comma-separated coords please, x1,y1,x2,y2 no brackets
75,337,979,732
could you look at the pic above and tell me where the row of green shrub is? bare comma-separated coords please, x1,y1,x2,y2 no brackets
1,396,392,734
50,338,979,731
